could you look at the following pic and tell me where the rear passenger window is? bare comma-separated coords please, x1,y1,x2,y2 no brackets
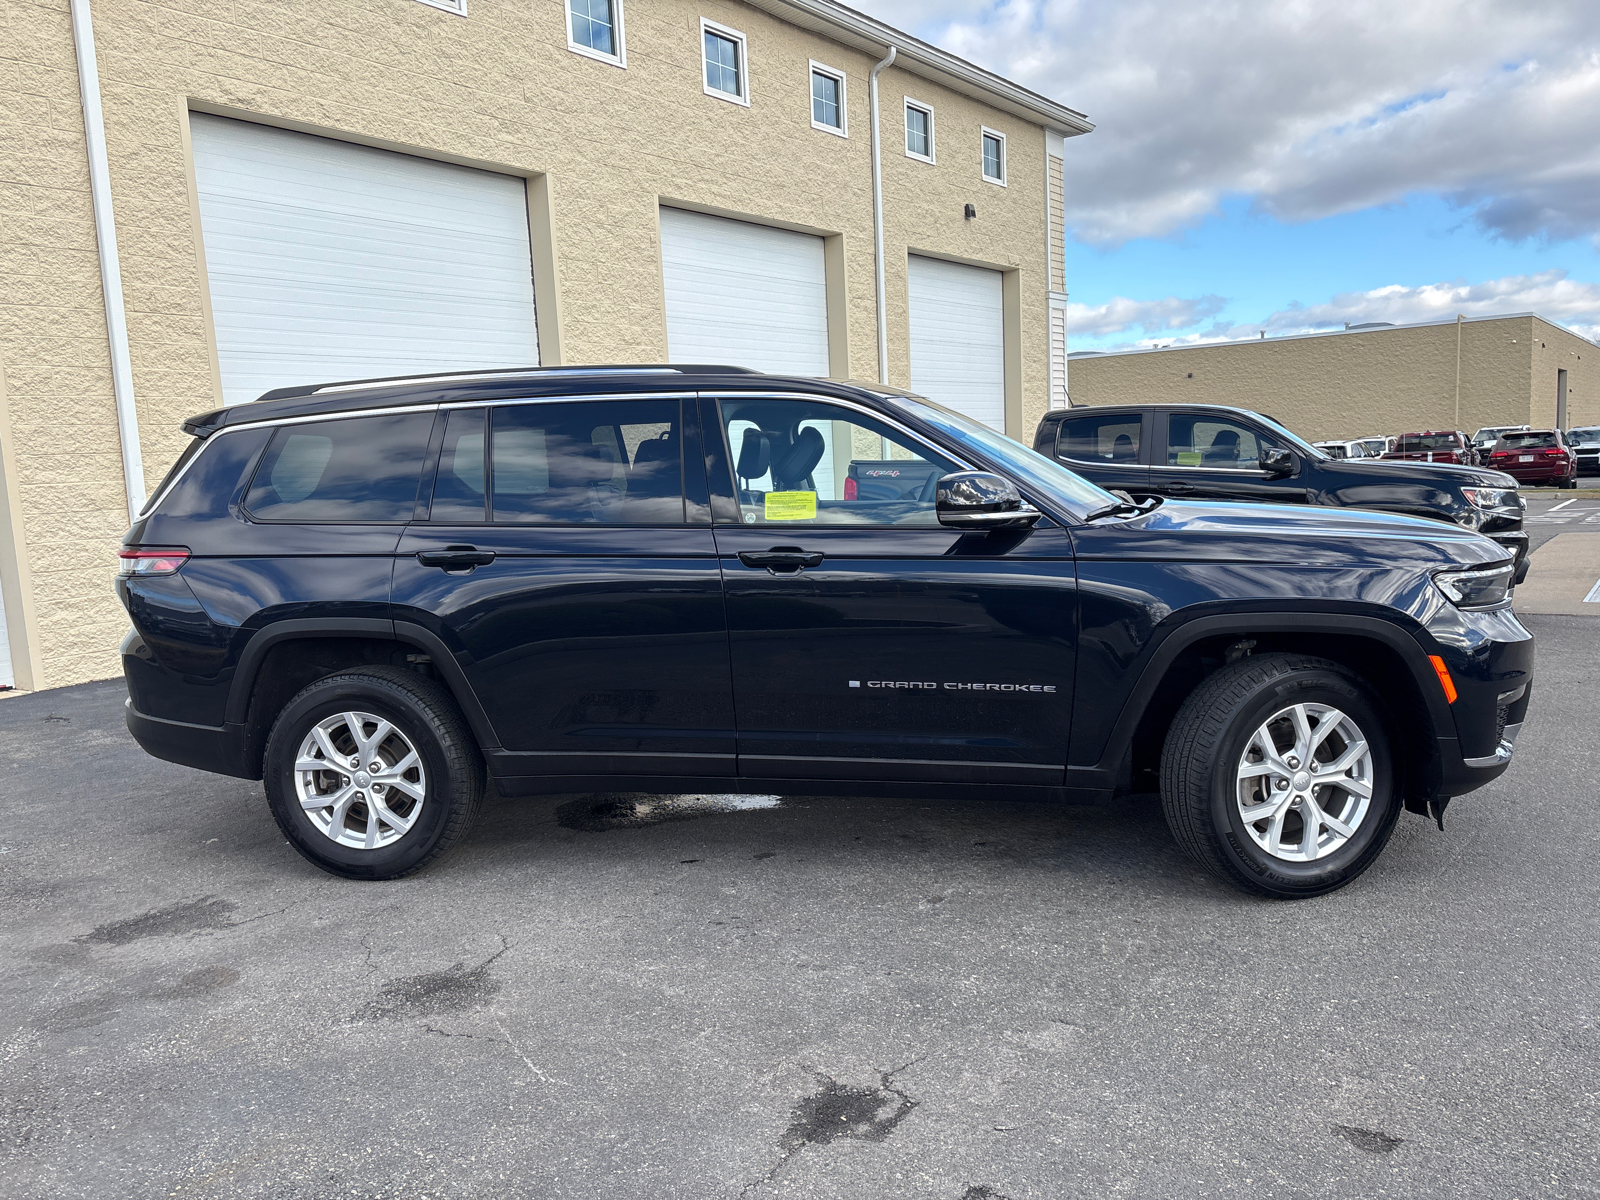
244,413,432,523
1057,413,1141,463
486,400,683,525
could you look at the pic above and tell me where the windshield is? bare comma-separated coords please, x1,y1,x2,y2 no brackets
889,394,1115,515
1569,428,1600,443
1499,431,1557,449
1252,413,1328,460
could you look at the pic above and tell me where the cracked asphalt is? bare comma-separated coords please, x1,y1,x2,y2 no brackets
2,613,1597,1199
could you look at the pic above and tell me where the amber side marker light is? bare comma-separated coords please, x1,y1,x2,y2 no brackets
1428,655,1458,704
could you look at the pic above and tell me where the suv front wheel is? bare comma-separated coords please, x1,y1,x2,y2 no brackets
263,667,484,880
1160,653,1400,899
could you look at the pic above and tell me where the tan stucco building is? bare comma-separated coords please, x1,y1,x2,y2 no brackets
0,0,1091,691
1066,313,1597,445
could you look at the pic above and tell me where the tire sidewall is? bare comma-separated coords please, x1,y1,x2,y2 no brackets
265,678,458,879
1205,669,1399,896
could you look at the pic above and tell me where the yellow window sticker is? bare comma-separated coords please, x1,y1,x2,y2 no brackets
1175,451,1202,466
764,491,817,521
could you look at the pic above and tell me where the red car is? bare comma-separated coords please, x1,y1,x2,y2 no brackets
1382,430,1477,465
1488,429,1578,488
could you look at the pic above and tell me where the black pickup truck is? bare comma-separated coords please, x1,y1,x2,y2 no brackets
1035,403,1530,580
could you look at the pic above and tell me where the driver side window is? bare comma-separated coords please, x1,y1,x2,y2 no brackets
1166,415,1276,470
715,398,959,526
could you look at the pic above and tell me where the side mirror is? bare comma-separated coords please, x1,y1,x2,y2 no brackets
935,472,1041,530
1261,447,1295,477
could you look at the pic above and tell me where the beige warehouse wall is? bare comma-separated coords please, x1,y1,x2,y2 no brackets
1063,316,1575,443
1,0,143,689
1529,319,1599,430
2,0,1059,688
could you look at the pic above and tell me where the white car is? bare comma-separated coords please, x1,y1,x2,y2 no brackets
1312,439,1373,460
1352,436,1391,458
1472,425,1530,454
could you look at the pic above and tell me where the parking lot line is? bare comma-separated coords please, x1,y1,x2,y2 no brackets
1549,498,1577,512
1586,578,1600,604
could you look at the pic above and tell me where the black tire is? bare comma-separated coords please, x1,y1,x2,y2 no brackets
263,667,484,880
1160,653,1400,899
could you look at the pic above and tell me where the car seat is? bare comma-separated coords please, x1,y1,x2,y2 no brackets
1111,432,1136,462
1203,429,1241,466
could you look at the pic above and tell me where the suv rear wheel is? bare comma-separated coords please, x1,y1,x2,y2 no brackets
263,667,484,880
1160,653,1400,899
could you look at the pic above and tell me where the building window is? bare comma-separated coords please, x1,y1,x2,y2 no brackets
810,62,846,135
414,0,466,13
568,0,624,66
905,99,934,163
981,127,1006,185
702,20,748,105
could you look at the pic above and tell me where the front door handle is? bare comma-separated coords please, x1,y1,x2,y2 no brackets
738,547,824,573
417,545,496,571
1165,483,1194,494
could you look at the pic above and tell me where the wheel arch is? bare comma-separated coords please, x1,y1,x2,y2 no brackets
227,619,500,779
1089,613,1451,806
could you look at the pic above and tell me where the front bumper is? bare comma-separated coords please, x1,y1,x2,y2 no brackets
1428,608,1534,798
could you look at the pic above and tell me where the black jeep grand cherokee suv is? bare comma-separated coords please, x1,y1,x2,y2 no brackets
1036,403,1531,581
120,367,1533,898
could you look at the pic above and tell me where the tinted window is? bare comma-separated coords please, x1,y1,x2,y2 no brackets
1499,431,1558,449
490,400,682,524
1058,413,1141,463
1397,433,1461,452
1166,415,1277,469
245,413,431,523
715,397,958,527
429,409,487,523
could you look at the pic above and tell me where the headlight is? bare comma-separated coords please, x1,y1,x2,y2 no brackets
1461,487,1518,509
1433,563,1514,609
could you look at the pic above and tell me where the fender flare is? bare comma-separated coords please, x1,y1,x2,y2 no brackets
224,617,501,750
1074,610,1450,785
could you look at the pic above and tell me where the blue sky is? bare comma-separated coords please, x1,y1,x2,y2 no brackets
855,0,1600,350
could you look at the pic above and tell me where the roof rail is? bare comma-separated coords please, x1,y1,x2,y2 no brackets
252,363,761,402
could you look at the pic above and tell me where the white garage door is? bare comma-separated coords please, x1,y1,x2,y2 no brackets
659,208,829,376
908,255,1006,432
191,114,539,405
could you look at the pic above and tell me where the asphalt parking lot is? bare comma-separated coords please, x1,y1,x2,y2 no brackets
3,622,1597,1199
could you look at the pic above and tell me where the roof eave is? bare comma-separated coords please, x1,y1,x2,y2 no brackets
745,0,1093,136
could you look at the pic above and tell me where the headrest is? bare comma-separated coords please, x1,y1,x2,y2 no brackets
770,426,825,487
548,442,616,489
737,428,772,480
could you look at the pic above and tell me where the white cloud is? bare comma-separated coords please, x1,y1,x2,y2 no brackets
1074,271,1600,350
1064,293,1226,337
856,1,1600,248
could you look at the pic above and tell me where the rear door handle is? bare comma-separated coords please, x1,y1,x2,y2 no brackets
1165,483,1194,494
417,545,496,571
738,548,824,573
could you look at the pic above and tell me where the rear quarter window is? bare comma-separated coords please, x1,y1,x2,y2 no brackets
244,413,433,523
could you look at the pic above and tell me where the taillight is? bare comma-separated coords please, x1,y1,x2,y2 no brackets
1543,448,1564,457
843,477,858,500
118,547,189,576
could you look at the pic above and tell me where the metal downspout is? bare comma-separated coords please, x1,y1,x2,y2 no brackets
70,0,145,520
869,45,897,385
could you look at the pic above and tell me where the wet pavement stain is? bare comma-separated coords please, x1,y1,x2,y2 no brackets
150,965,241,1000
353,939,507,1022
556,792,782,832
39,993,121,1032
961,1188,1012,1200
779,1072,919,1151
1334,1124,1403,1153
76,897,236,946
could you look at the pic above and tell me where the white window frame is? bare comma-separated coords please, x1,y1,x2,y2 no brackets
904,97,935,164
980,126,1007,186
701,18,750,106
414,0,466,14
566,0,626,68
809,60,847,137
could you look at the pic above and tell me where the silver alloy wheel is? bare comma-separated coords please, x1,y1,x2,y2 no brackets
1235,702,1373,862
293,711,427,850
